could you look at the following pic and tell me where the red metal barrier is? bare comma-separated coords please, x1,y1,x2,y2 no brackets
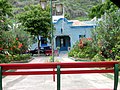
0,61,119,90
0,61,118,75
1,61,118,70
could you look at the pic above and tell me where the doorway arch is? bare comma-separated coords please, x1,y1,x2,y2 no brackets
56,36,71,51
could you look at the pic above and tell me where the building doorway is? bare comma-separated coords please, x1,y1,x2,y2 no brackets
56,36,71,51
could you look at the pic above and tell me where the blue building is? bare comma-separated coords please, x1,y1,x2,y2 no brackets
30,18,96,51
53,18,96,51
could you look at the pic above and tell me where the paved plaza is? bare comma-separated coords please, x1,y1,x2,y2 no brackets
2,51,120,90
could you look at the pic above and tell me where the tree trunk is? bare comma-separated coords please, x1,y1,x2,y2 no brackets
37,36,40,56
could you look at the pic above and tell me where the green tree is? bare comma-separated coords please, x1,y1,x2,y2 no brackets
68,0,120,61
0,0,13,51
65,13,71,20
0,0,12,31
12,26,34,54
88,0,120,61
1,26,33,55
17,4,51,55
89,0,119,18
92,11,120,60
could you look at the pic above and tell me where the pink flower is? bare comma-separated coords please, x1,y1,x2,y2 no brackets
16,38,18,40
18,43,23,48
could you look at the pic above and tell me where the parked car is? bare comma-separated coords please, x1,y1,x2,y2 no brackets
42,46,51,51
45,50,59,56
29,46,51,56
28,47,43,56
44,46,59,56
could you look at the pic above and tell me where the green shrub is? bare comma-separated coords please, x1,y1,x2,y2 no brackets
0,54,5,59
16,54,31,61
68,40,97,59
0,54,10,63
116,55,120,60
68,50,76,57
13,55,20,61
77,52,85,58
0,54,31,63
92,54,104,61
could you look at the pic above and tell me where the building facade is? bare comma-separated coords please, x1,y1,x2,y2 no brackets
53,18,96,51
30,18,96,51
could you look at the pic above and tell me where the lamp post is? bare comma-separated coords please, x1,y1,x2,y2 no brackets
50,0,54,62
40,0,63,62
55,3,63,15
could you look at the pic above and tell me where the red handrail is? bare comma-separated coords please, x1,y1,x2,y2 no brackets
0,61,118,70
0,61,119,90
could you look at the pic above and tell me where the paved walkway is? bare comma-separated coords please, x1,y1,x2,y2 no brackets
2,51,120,90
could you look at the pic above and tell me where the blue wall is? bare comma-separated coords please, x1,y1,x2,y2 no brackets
54,18,96,51
30,18,96,51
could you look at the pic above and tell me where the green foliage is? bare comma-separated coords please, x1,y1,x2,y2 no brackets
0,0,13,32
0,0,13,51
62,0,101,19
89,0,119,18
17,4,51,37
92,54,104,61
0,54,31,63
64,13,71,20
69,12,120,61
92,11,120,60
0,0,12,16
0,54,10,63
12,54,31,61
10,0,101,20
74,16,90,21
17,4,52,55
49,56,60,62
68,40,97,59
12,26,34,53
1,26,33,55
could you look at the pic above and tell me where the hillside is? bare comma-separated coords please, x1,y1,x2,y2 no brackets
9,0,102,20
60,0,101,20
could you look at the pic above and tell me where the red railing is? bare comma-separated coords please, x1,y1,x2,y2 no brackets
0,61,119,90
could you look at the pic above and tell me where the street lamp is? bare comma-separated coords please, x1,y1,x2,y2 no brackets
39,0,63,62
39,0,47,10
56,3,63,15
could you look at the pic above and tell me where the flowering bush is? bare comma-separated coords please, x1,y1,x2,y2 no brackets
0,54,31,63
68,39,97,59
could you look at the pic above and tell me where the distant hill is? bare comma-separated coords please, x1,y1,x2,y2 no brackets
60,0,101,20
9,0,102,20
